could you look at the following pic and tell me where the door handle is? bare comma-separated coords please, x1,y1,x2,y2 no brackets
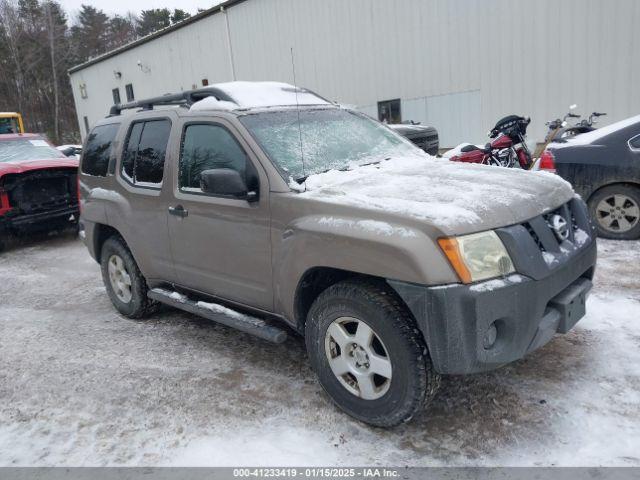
168,205,188,218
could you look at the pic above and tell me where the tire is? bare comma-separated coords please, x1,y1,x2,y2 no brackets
305,279,440,427
588,185,640,240
100,236,158,318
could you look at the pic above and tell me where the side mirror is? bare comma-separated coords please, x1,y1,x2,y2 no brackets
199,168,257,201
61,147,76,157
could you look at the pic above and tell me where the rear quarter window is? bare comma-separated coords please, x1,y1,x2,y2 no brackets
120,119,171,188
81,124,120,176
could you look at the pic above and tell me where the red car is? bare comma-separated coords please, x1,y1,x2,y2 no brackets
0,133,79,242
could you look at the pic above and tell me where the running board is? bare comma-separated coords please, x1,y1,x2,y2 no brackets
148,288,287,344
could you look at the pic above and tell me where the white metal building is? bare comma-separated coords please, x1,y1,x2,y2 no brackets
69,0,640,147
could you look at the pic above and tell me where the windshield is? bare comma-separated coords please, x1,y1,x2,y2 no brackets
239,108,418,181
0,117,20,134
0,137,65,163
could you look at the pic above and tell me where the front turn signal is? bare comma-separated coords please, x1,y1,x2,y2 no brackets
438,237,472,284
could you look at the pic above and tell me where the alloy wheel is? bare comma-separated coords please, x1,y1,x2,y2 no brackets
107,254,133,303
595,194,640,233
324,316,392,400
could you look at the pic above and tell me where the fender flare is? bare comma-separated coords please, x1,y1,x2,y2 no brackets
272,215,457,324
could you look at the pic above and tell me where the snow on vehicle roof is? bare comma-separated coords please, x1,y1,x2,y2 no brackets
552,114,640,148
189,97,239,112
189,81,330,112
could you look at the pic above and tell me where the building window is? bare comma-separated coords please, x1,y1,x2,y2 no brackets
125,83,135,102
83,116,90,135
112,88,121,105
121,119,171,188
202,78,209,86
378,99,401,124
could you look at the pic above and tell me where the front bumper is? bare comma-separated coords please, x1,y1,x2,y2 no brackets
0,205,79,233
389,240,596,374
388,196,598,374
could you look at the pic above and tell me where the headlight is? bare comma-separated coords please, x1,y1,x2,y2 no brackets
438,231,515,284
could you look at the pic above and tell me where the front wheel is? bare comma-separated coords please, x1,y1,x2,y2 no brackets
305,279,440,427
588,185,640,240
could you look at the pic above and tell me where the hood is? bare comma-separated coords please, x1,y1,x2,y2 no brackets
0,158,78,177
300,155,574,235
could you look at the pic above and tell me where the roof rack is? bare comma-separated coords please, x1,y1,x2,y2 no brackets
108,87,237,116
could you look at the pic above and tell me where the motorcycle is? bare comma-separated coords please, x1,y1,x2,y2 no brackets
448,115,533,169
531,106,608,164
561,111,607,138
544,105,607,143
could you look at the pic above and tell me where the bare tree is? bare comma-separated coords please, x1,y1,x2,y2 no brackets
0,0,26,116
0,0,194,143
44,2,59,141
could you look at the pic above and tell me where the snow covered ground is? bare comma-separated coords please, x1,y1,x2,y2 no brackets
0,233,638,467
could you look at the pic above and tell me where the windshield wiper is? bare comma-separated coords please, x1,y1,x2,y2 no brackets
294,165,350,184
355,157,392,168
293,157,392,184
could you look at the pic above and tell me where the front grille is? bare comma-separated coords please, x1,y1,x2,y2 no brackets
524,222,544,251
408,134,438,144
520,198,593,268
410,135,427,145
6,170,76,215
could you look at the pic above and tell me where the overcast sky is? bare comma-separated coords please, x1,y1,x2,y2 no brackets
58,0,221,17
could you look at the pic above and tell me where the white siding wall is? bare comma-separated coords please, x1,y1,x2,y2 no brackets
70,0,640,146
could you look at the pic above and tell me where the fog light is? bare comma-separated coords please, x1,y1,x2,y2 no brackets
483,323,498,350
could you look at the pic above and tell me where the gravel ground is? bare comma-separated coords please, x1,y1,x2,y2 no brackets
0,233,639,466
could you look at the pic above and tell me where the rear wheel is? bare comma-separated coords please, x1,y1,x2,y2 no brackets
305,279,440,427
589,185,640,240
100,236,158,318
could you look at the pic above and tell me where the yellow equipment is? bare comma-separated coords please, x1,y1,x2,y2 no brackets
0,112,25,134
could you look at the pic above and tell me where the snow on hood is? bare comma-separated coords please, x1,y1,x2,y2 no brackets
300,155,574,234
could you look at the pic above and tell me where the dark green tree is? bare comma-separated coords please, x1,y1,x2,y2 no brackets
108,13,137,49
137,8,170,37
70,4,110,63
170,8,190,24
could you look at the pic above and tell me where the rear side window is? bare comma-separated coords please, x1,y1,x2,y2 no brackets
121,119,171,187
81,124,119,176
179,123,248,192
121,122,143,181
